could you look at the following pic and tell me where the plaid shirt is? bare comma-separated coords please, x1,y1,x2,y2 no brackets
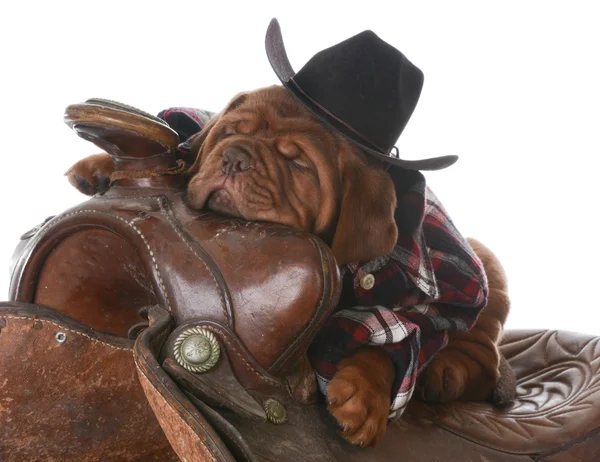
160,107,489,420
309,167,488,419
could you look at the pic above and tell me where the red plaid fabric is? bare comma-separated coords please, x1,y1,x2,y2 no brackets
157,107,214,165
308,167,488,419
160,108,489,420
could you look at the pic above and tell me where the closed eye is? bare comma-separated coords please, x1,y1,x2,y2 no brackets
217,127,237,141
288,157,312,171
276,142,313,172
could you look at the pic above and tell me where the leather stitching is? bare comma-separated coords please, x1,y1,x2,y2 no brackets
37,209,172,313
3,315,131,351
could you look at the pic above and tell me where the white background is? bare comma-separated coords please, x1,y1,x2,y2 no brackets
1,1,598,333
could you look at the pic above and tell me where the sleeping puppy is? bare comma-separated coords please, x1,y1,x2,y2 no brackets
66,85,514,447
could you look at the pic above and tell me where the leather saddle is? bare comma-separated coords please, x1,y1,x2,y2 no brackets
1,100,599,461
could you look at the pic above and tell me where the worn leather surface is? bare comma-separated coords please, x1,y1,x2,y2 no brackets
0,302,177,462
135,303,534,461
10,190,340,395
15,97,341,396
539,429,600,461
139,310,600,461
7,97,342,458
35,228,157,337
409,329,600,456
216,399,535,462
134,305,236,462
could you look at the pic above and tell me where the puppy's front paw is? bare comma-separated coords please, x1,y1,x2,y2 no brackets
327,364,390,448
65,153,114,196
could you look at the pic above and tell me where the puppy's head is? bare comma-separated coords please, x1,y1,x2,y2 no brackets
187,86,397,264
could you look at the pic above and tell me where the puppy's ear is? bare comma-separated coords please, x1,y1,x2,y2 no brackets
186,115,221,174
330,154,398,265
222,91,250,113
187,92,250,174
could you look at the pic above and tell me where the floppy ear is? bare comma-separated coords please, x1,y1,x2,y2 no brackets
187,92,250,174
185,115,221,175
330,156,398,265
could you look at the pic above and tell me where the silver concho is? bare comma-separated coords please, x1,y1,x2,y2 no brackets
173,326,220,373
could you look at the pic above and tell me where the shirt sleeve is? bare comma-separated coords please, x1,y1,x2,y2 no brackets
309,303,459,419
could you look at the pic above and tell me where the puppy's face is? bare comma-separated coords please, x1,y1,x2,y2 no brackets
187,86,398,264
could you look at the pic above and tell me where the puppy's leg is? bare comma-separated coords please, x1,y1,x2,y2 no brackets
65,153,114,195
418,238,516,405
327,346,393,448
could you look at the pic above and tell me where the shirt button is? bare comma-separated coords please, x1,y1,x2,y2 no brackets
360,273,375,290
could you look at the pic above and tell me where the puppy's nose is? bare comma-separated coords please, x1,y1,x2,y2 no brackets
222,147,252,176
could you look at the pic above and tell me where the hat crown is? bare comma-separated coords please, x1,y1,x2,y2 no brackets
266,18,458,170
293,30,424,153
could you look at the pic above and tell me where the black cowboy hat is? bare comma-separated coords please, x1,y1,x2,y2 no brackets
265,18,458,171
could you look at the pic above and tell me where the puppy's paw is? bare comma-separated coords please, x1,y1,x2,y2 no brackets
418,347,498,404
327,365,390,448
65,153,114,196
418,351,469,403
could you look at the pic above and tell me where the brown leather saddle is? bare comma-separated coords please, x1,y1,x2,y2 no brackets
1,100,599,461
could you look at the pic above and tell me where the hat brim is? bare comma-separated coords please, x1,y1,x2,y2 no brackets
265,19,458,171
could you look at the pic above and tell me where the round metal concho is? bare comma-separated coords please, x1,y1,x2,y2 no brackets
173,327,220,373
263,398,287,424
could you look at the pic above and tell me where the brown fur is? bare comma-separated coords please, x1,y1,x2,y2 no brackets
327,347,394,448
418,238,514,404
66,86,512,447
65,153,114,195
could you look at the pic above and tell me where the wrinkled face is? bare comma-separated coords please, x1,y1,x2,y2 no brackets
187,86,399,265
187,86,341,236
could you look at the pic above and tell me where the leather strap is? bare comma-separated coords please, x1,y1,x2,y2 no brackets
110,159,188,184
134,305,237,462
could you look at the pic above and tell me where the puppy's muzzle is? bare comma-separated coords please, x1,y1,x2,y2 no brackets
222,147,253,176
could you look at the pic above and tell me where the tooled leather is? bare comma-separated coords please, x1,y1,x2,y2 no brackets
409,330,600,455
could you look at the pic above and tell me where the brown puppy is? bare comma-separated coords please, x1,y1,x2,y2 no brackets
66,86,513,447
418,237,514,405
